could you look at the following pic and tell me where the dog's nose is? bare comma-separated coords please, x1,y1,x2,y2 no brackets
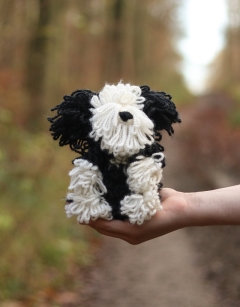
119,111,133,122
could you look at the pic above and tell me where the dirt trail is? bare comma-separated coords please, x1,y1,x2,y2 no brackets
80,123,219,307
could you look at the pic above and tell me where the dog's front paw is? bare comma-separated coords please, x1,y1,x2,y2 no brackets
66,158,112,223
120,189,162,225
68,159,107,195
65,193,112,223
127,151,164,194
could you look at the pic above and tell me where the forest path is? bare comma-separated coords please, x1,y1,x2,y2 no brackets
80,115,219,307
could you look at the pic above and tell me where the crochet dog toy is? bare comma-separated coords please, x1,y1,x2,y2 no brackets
48,82,181,225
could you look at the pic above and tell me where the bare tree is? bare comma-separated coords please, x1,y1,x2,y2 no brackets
209,0,240,91
24,0,51,131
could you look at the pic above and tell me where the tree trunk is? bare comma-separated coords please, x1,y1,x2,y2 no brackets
102,0,125,82
24,0,51,131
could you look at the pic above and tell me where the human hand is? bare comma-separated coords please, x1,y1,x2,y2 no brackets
81,188,191,245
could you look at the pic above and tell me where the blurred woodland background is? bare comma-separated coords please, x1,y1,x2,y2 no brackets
0,0,240,306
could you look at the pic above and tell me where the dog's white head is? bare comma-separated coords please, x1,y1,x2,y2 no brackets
89,83,154,157
48,82,181,157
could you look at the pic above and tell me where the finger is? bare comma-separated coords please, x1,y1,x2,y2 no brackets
89,219,146,243
93,227,129,241
78,219,116,227
80,219,132,242
88,218,133,235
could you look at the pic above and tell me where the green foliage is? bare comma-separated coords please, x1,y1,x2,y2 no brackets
0,107,97,301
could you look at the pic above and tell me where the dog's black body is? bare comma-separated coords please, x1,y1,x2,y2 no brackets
73,143,131,220
70,142,165,220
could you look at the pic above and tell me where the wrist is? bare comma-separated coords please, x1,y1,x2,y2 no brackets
183,188,240,227
165,191,197,229
182,192,206,227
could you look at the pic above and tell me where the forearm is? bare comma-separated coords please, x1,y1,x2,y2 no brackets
185,185,240,227
83,186,240,245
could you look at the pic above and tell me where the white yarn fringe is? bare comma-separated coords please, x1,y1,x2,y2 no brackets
89,83,154,157
65,159,112,223
127,152,164,193
120,152,164,224
120,189,162,225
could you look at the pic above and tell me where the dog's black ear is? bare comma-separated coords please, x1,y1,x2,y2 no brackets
48,89,96,155
141,85,181,139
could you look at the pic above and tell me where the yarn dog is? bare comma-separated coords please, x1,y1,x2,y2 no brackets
48,82,181,225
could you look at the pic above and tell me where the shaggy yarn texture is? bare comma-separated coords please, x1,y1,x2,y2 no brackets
48,82,181,225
